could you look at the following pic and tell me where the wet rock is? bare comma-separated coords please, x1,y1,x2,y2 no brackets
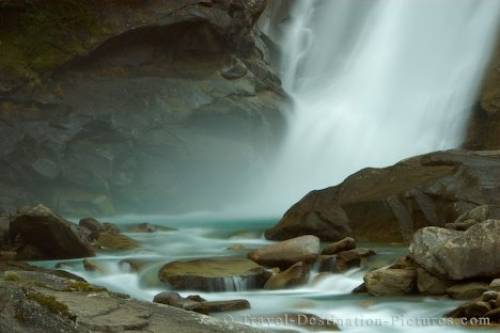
248,235,320,269
410,220,500,280
0,264,264,333
482,290,499,302
266,150,500,243
321,237,356,255
9,204,94,260
416,267,453,295
79,217,104,240
264,262,310,290
447,301,492,319
153,291,249,314
485,307,500,322
352,283,368,294
444,219,478,231
320,249,375,273
446,282,491,300
364,267,417,296
95,231,139,251
126,223,160,233
490,278,500,291
158,257,271,292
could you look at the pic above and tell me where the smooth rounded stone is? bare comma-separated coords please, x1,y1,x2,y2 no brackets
490,278,500,291
416,267,453,295
364,267,417,296
447,301,492,319
248,235,320,269
446,282,491,300
321,237,356,255
410,220,500,280
264,262,310,290
9,204,94,260
158,257,272,292
482,290,499,302
95,231,139,251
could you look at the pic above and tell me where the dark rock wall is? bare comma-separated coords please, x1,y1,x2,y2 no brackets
0,0,288,215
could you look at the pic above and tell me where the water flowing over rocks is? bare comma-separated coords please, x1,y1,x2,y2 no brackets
0,262,265,333
158,257,272,292
267,150,500,243
0,0,287,216
263,261,310,289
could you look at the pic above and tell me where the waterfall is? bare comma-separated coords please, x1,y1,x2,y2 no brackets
259,0,500,213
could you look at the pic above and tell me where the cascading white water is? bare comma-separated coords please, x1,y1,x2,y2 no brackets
260,0,500,213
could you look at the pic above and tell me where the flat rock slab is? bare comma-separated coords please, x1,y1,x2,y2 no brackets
159,257,271,291
0,264,268,333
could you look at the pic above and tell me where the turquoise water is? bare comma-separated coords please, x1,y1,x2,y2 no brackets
34,216,489,332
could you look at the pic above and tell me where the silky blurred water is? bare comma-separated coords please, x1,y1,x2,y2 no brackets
32,216,491,333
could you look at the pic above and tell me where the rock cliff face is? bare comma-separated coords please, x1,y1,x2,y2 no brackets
0,0,287,215
466,41,500,149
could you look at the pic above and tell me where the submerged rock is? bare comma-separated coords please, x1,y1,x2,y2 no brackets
9,205,94,260
158,257,271,292
248,235,320,269
266,150,500,242
410,220,500,280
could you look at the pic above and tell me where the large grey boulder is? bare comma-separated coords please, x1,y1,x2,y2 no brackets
409,220,500,280
364,267,417,296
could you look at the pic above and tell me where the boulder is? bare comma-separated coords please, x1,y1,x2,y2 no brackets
95,232,139,251
158,257,271,292
9,205,94,260
416,268,453,295
319,249,375,273
248,235,320,269
321,237,356,255
446,282,491,300
153,292,250,314
490,278,500,291
410,220,500,280
126,223,159,233
264,262,310,289
364,267,417,296
79,217,104,240
447,301,492,319
266,150,500,242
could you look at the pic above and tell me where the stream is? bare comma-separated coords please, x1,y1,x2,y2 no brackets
32,215,487,333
